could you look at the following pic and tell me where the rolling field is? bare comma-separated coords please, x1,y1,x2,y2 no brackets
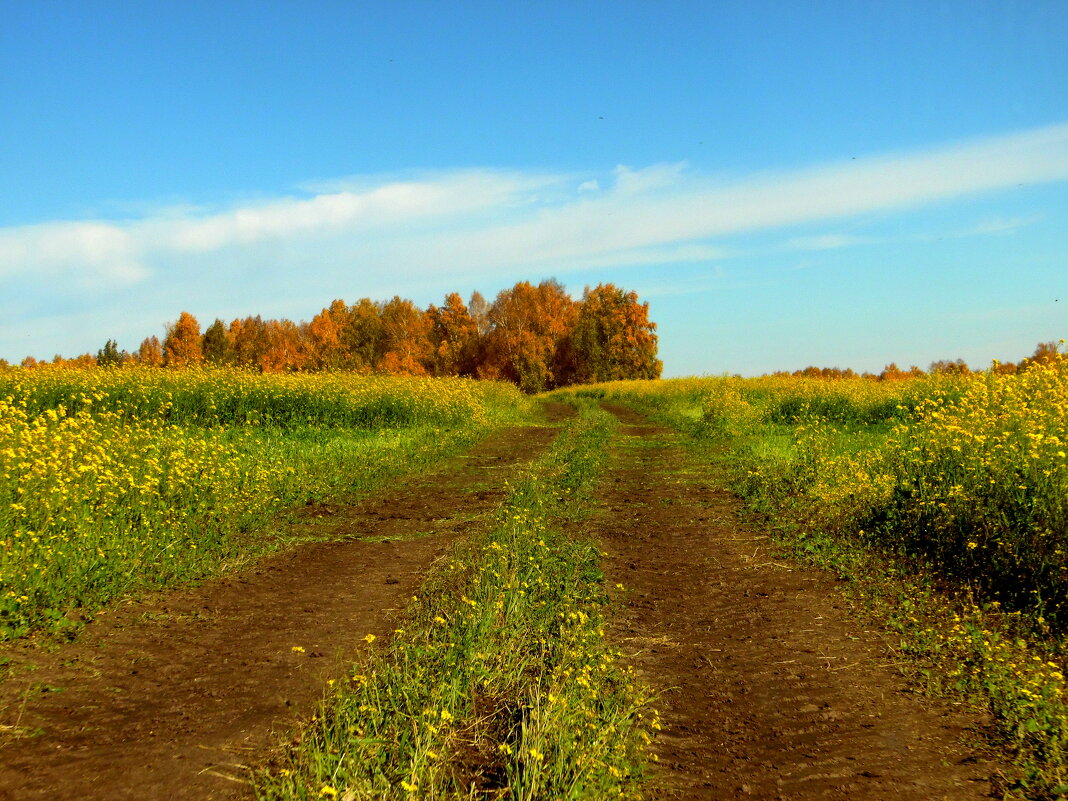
0,367,530,640
2,359,1067,799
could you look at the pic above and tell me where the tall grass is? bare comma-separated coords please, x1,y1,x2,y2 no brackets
717,361,1068,625
573,360,1068,796
0,366,511,429
555,374,953,438
729,362,1068,797
0,368,530,640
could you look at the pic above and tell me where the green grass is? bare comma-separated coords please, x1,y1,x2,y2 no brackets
576,371,1068,799
255,400,657,801
1,369,533,641
0,366,516,430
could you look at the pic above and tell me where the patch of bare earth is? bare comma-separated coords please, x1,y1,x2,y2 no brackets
593,404,1000,800
0,409,570,801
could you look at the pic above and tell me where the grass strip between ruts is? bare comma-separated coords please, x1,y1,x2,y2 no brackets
255,400,658,801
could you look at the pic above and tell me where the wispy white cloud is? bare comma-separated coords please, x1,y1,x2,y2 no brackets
159,177,505,253
3,120,1068,359
953,215,1043,237
0,170,564,287
352,121,1068,277
783,233,872,251
774,215,1039,258
0,221,145,285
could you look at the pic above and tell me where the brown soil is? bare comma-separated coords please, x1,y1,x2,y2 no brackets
0,401,1008,801
0,411,570,801
593,404,999,800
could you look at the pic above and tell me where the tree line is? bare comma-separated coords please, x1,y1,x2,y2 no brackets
774,340,1065,381
17,280,662,394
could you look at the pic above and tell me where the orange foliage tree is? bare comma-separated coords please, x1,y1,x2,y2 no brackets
568,283,661,383
380,296,431,376
228,316,269,369
260,319,308,372
427,292,479,377
305,300,349,370
49,278,667,390
484,279,578,393
137,336,163,367
162,312,203,367
1020,341,1062,371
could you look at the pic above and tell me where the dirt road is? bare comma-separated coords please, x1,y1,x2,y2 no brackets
0,403,1005,800
0,417,565,801
593,405,997,800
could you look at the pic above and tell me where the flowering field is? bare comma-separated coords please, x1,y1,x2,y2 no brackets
706,363,1068,626
1,366,506,429
559,353,1068,792
0,367,528,640
562,360,1068,624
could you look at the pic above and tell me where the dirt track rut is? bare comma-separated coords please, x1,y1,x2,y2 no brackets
0,419,565,801
593,405,998,800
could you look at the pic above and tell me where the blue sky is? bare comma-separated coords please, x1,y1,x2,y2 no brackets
2,0,1066,375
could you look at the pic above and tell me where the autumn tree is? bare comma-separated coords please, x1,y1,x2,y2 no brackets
343,298,388,371
568,283,661,383
380,296,431,375
928,359,970,376
162,312,203,367
305,300,349,370
87,280,664,385
484,279,578,393
260,319,308,372
468,291,491,337
57,353,96,369
427,292,479,376
201,319,232,365
1020,341,1063,371
792,366,858,380
229,316,270,369
878,363,906,381
137,336,163,367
